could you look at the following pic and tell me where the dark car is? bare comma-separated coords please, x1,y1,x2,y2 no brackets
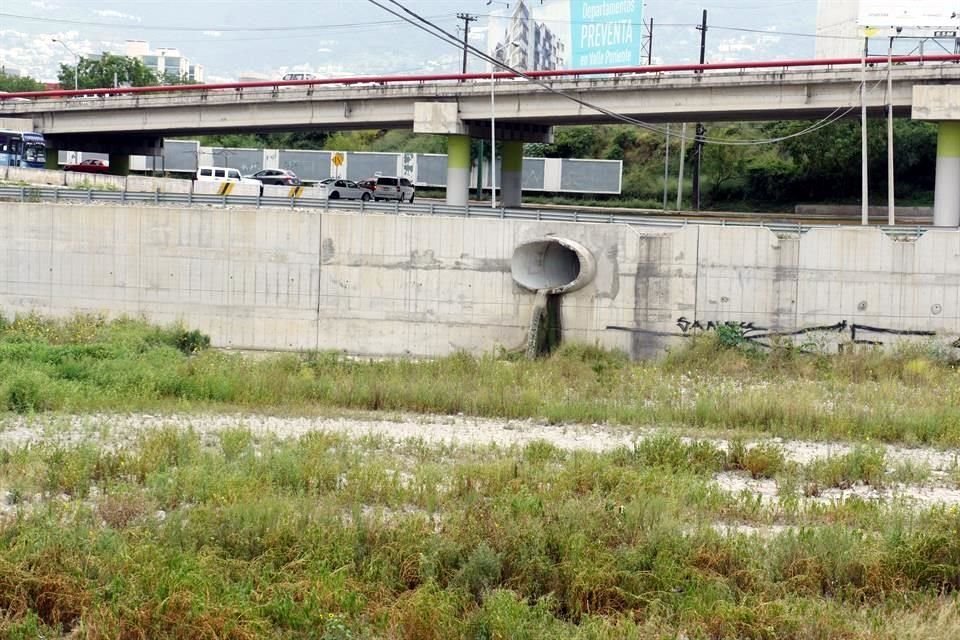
64,158,110,173
245,169,301,186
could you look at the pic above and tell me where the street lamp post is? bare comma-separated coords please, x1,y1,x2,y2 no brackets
491,62,497,209
52,39,80,91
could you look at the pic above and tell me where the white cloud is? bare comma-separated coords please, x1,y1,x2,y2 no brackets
30,0,57,9
317,48,332,53
93,9,142,23
0,31,93,81
203,31,222,37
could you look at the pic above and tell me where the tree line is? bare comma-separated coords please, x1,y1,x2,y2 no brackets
0,54,190,93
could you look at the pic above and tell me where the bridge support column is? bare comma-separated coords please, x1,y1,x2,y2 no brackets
934,122,960,227
44,147,59,171
108,153,130,176
446,134,470,207
500,141,523,208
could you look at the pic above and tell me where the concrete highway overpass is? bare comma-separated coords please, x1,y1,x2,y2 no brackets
4,56,960,221
3,57,960,137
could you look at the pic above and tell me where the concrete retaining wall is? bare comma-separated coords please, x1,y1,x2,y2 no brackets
2,202,960,358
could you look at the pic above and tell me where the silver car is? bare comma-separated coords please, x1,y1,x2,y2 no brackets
317,178,373,201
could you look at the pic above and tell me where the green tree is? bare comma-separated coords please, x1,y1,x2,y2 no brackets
0,72,44,92
701,124,772,203
58,53,159,90
760,118,936,202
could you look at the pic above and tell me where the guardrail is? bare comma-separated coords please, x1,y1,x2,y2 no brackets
0,185,930,238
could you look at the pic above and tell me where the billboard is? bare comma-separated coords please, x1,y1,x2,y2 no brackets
857,1,960,34
487,0,644,71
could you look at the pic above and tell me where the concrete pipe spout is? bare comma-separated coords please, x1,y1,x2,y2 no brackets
511,237,596,295
511,238,596,357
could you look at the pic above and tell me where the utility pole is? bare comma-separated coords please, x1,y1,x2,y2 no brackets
642,17,654,65
692,10,707,211
677,123,687,210
887,35,895,226
457,13,478,75
861,36,869,225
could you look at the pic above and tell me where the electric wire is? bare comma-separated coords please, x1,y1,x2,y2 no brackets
368,0,888,147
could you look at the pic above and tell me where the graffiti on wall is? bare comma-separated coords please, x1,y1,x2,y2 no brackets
606,317,944,349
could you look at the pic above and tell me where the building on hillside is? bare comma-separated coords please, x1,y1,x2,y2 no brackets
124,41,204,83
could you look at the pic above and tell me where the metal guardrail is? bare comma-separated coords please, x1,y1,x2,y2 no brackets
0,185,930,239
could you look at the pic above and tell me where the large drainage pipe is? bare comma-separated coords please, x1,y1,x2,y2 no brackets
511,238,596,358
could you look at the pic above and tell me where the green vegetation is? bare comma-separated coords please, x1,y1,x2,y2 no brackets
57,53,190,90
0,315,960,448
0,71,44,92
1,314,960,637
525,120,936,210
1,425,959,639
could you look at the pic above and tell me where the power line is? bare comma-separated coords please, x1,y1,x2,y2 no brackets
364,0,882,148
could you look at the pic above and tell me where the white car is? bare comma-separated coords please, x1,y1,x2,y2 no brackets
358,175,415,203
196,166,261,186
317,178,373,201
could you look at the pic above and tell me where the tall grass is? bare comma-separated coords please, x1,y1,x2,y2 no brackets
2,315,960,447
1,428,959,639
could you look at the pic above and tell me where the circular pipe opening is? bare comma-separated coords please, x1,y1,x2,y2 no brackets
511,238,596,294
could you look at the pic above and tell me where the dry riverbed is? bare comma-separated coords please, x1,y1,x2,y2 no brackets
3,411,959,511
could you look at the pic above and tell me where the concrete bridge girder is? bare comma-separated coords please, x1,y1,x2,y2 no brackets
6,66,957,136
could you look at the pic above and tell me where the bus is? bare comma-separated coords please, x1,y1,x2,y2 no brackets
0,129,46,168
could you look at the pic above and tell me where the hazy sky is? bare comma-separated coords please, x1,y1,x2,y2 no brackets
0,0,823,82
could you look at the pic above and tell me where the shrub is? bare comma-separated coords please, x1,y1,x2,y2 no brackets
3,371,56,413
454,543,503,601
740,443,788,479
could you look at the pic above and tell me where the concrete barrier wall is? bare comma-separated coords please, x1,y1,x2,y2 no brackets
63,172,127,190
191,181,261,197
260,184,324,200
3,167,65,186
125,175,193,193
3,202,960,358
795,204,934,219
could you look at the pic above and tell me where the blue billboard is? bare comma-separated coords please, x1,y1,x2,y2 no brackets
488,0,644,71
